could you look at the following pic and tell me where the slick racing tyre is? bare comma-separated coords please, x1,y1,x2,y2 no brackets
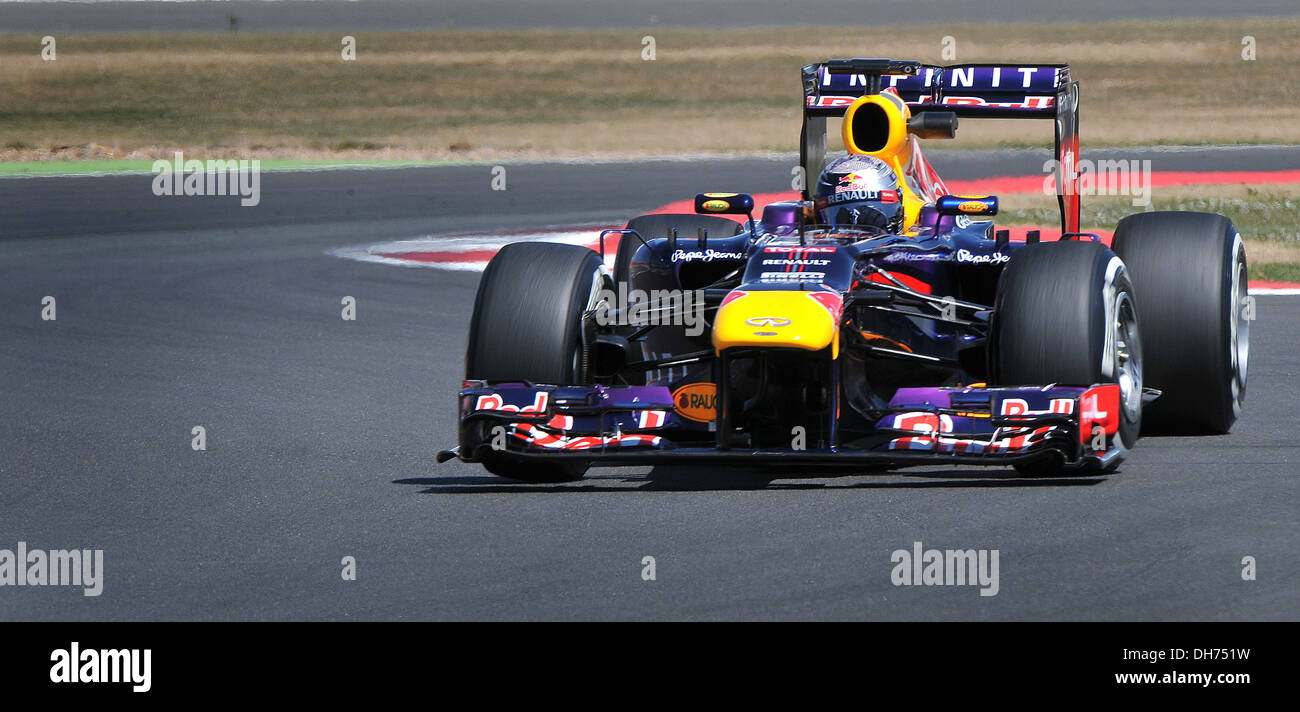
992,240,1142,473
1111,212,1248,434
614,213,744,385
465,241,608,482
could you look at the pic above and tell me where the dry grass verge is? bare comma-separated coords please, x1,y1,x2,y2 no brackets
1,18,1296,160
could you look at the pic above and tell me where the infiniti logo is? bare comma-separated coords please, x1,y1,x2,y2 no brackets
745,317,791,327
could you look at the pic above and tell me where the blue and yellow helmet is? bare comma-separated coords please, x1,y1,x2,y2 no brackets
814,155,904,233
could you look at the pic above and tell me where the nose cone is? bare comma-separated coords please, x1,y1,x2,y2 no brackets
712,289,842,357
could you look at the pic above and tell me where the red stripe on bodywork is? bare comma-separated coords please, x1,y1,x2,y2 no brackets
865,270,932,294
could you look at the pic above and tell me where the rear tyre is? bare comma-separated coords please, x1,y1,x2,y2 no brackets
1111,212,1247,434
615,213,744,284
614,213,744,385
991,240,1142,474
465,241,607,481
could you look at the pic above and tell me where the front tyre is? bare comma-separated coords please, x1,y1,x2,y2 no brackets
465,241,607,482
992,240,1142,473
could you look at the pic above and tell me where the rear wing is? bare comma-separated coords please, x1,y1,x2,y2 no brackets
800,58,1080,234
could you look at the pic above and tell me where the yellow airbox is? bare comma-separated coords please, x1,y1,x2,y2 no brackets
839,93,928,232
842,93,911,159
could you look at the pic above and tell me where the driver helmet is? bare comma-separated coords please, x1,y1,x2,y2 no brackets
813,155,904,233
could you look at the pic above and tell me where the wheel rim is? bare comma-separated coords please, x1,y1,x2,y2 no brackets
1113,290,1143,423
1229,245,1250,412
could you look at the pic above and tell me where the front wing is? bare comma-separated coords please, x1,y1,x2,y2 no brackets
439,381,1126,471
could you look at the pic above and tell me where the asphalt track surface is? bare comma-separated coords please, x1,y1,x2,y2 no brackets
0,147,1296,620
3,0,1297,34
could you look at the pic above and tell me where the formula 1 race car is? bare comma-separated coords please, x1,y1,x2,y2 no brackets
438,58,1249,482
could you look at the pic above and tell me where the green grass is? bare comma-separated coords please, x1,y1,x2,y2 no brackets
997,184,1300,278
999,187,1300,242
1250,262,1300,282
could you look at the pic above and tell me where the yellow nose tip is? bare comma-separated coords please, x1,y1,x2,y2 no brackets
713,290,840,357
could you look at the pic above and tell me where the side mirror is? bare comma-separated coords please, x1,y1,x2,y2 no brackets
936,194,998,217
694,192,754,216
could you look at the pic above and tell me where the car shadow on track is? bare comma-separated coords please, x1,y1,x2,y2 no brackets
394,465,1108,494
